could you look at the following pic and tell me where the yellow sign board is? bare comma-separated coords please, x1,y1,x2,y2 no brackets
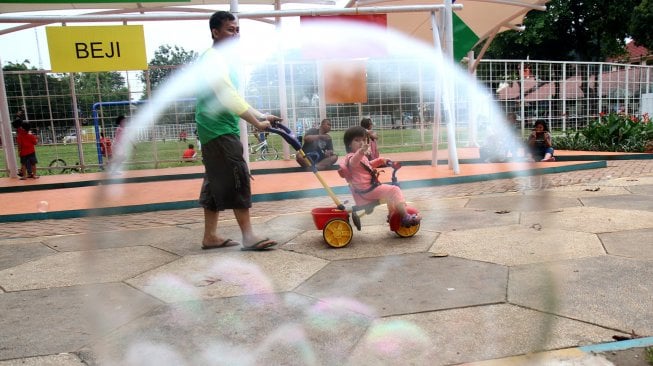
46,25,147,72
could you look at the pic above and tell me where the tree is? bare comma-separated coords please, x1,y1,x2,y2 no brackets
140,44,198,95
630,0,653,51
480,0,640,62
74,72,129,122
3,61,71,131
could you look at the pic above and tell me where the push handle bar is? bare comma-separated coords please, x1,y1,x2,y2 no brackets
265,121,302,151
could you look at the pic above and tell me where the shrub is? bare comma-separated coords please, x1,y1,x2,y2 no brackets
555,112,653,152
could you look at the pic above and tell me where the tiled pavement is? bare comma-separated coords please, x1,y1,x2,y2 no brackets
1,159,651,238
0,159,652,365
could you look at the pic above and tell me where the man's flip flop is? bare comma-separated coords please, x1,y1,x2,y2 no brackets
201,239,240,250
241,238,278,251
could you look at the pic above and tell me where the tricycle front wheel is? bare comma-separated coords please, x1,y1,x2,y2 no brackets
323,218,353,248
395,223,420,238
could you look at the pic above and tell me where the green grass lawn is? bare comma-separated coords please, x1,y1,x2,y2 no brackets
0,128,451,177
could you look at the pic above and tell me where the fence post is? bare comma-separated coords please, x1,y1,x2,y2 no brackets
0,60,18,177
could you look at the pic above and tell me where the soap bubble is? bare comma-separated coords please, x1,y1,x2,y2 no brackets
37,200,49,213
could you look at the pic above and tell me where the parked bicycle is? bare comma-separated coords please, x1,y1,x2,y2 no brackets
48,158,82,174
249,132,279,161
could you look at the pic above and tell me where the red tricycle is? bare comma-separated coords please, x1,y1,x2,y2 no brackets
266,122,420,248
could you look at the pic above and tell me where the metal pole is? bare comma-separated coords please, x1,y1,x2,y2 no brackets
430,11,441,167
0,5,461,27
275,1,290,160
231,0,252,165
69,73,85,172
561,63,566,132
444,0,460,174
0,58,18,178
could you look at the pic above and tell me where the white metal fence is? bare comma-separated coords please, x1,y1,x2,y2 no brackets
2,59,652,175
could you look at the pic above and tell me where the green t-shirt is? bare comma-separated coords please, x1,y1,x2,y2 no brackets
195,47,251,145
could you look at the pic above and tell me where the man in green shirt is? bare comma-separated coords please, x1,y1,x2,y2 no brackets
196,11,282,251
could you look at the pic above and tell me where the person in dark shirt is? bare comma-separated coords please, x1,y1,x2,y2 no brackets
295,118,338,170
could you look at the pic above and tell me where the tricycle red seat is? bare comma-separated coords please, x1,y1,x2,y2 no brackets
311,207,349,230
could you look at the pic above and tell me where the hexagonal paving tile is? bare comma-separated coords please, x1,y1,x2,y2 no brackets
0,353,84,365
151,224,304,256
0,283,162,360
295,253,507,317
81,292,373,366
0,242,56,271
0,246,178,291
0,237,50,246
434,224,605,266
509,255,653,335
264,211,320,231
532,185,631,198
599,228,653,260
126,250,328,302
44,226,195,252
466,193,582,212
626,184,653,196
346,303,622,366
418,207,520,232
521,206,653,233
580,194,653,211
601,176,653,187
409,197,470,211
178,215,267,231
282,224,437,260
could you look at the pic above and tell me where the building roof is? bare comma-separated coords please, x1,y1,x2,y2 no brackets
626,40,650,59
607,40,652,64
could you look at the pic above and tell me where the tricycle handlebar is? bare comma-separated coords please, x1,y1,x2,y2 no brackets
265,121,302,150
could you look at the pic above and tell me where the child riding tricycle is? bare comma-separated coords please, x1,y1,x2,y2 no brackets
266,122,421,248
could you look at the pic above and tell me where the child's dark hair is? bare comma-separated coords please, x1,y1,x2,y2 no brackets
188,144,194,149
360,117,373,130
534,119,549,132
343,126,367,153
115,115,126,126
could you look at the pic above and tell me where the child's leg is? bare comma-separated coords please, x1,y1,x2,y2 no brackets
359,185,419,224
541,147,555,161
25,159,32,177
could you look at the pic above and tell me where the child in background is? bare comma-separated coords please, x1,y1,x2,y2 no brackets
339,126,420,227
99,132,113,161
360,117,379,160
182,143,197,161
16,121,39,179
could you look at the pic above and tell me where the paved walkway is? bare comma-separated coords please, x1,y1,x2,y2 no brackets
0,157,652,365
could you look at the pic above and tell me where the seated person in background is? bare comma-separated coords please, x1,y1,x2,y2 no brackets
339,126,420,227
527,120,555,162
182,143,197,161
295,118,338,170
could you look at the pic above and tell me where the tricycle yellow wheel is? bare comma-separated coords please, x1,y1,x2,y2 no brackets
395,223,420,238
323,218,353,248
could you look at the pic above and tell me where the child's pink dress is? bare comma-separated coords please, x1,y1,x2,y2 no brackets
339,151,404,210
